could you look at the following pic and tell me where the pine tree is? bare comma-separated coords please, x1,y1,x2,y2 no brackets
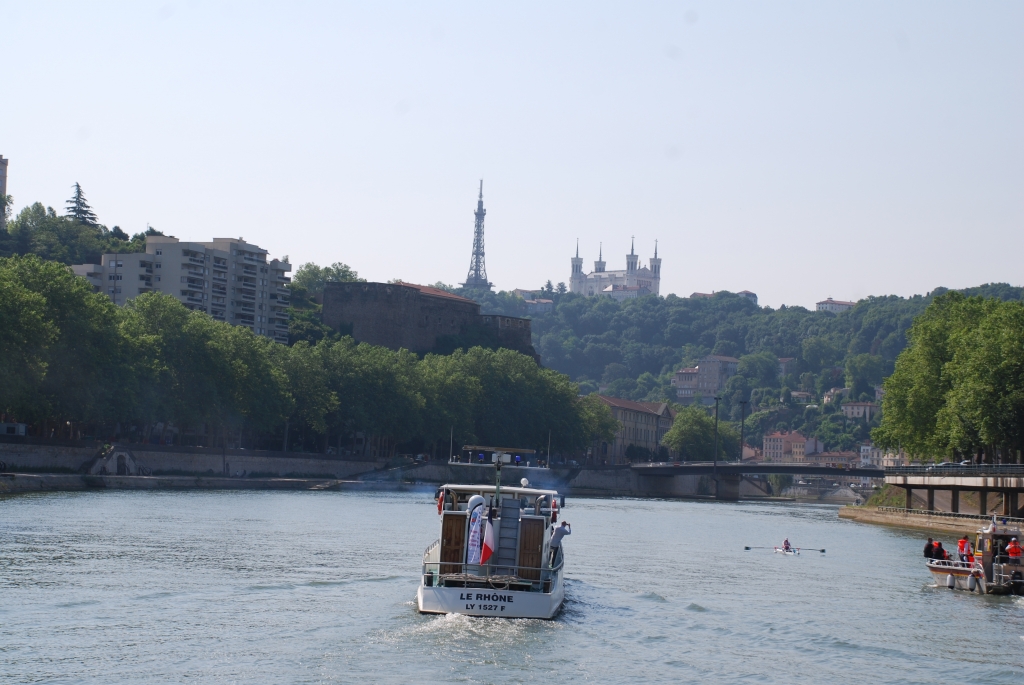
65,182,98,226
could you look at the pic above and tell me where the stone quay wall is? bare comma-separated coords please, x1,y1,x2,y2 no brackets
0,441,384,479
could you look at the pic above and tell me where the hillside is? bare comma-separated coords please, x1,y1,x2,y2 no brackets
453,283,1024,450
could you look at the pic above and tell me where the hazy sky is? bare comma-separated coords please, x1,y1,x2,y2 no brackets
2,2,1021,308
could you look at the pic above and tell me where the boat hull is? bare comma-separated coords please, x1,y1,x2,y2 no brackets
417,582,564,619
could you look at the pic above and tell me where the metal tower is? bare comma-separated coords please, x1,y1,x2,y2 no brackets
461,180,493,290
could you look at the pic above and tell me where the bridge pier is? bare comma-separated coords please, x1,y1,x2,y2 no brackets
950,488,959,513
979,489,988,515
926,488,935,512
905,487,913,509
715,474,740,501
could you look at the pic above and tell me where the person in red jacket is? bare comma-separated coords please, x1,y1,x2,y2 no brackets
957,536,970,561
1007,538,1021,564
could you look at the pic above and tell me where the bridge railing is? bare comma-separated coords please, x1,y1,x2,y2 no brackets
886,464,1024,477
875,506,1024,525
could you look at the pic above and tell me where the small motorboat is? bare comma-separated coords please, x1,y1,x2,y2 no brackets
927,518,1024,594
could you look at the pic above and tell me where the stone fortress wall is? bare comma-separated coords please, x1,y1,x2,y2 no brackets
322,282,536,358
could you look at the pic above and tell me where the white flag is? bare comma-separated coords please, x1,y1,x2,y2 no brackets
467,506,483,565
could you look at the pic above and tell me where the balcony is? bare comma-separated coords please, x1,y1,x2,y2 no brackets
186,256,206,266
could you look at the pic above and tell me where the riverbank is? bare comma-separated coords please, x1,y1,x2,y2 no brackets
0,472,431,495
838,505,987,534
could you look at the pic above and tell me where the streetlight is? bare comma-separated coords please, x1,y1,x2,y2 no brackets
739,400,749,462
712,396,722,470
712,396,722,498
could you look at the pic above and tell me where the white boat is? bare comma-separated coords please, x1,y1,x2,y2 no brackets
774,547,799,555
417,460,566,619
926,519,1024,595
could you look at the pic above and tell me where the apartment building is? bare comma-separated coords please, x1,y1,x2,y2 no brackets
592,395,675,464
695,355,739,403
670,367,698,401
72,236,291,344
762,431,823,462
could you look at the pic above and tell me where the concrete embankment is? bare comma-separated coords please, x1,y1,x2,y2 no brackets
0,440,386,479
839,506,983,534
0,472,432,495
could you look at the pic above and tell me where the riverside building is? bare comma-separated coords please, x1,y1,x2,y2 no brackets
72,236,291,344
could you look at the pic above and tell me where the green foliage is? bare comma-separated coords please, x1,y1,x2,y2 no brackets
1,201,148,263
661,404,740,461
875,292,1024,463
291,261,364,298
0,255,613,457
65,183,98,226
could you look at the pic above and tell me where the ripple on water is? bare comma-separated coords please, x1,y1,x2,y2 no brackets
2,491,1024,685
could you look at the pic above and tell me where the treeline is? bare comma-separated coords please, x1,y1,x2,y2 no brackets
0,255,617,457
1,185,161,265
874,292,1024,463
445,283,1024,453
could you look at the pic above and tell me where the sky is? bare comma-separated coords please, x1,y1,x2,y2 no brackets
2,1,1021,309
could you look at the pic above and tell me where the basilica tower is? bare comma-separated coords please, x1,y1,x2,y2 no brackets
570,241,585,293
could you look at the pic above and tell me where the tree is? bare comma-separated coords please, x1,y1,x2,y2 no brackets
292,261,364,298
556,282,567,295
661,404,739,461
65,183,98,226
844,353,885,398
873,293,994,460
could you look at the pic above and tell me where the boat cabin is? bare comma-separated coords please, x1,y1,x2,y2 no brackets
975,521,1024,587
425,483,562,593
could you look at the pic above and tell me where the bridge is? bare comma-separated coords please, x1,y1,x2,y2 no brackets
885,465,1024,517
631,462,884,500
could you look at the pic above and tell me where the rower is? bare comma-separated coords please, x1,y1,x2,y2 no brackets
1007,537,1022,565
782,538,791,552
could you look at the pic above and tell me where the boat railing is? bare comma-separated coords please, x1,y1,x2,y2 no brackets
423,539,440,559
421,557,564,591
927,557,980,572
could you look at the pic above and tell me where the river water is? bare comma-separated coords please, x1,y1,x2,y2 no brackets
1,490,1022,684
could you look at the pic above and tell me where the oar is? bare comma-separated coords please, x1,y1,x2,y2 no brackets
744,546,775,550
795,548,826,553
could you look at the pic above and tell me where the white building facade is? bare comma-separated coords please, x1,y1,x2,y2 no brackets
72,236,291,344
570,240,661,298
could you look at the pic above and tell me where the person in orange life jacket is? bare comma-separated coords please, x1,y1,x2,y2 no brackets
933,541,948,561
957,536,971,561
1007,538,1022,564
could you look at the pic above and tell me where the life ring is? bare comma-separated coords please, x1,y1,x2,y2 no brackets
437,489,444,515
551,497,558,524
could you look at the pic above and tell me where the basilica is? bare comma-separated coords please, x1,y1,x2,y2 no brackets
569,240,661,301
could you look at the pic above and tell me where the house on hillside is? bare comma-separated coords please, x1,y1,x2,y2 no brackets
841,401,878,421
816,298,857,313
